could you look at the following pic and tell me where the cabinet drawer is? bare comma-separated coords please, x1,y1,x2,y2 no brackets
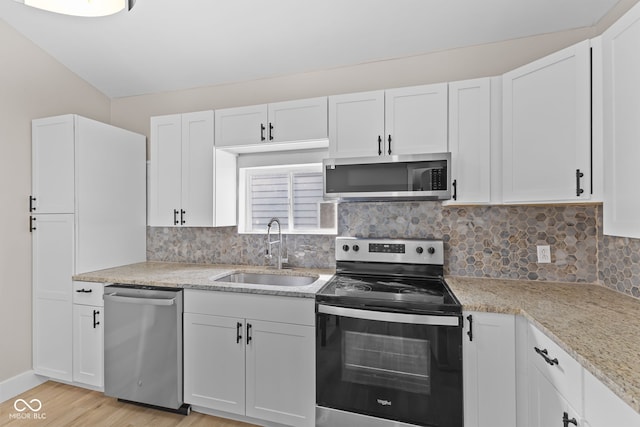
184,290,315,326
528,323,583,412
72,281,105,306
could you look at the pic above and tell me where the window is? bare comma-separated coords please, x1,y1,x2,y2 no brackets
239,164,337,234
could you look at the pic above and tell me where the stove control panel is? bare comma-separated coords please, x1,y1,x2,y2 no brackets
336,237,444,265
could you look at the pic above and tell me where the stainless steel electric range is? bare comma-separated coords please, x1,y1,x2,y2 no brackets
316,237,463,427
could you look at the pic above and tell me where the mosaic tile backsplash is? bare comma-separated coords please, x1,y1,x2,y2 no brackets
147,202,640,300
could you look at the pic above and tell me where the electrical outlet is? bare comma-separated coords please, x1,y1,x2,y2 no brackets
537,245,551,263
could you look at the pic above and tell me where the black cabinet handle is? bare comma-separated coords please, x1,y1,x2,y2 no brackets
387,135,392,155
246,323,252,344
173,209,179,225
75,288,93,293
562,412,577,427
269,122,274,141
29,196,36,212
180,209,186,225
236,322,243,344
452,179,458,201
93,310,100,329
378,135,382,155
576,169,584,197
466,314,473,341
534,346,559,366
260,123,266,141
29,216,36,232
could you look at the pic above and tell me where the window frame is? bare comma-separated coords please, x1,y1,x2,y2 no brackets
238,163,337,235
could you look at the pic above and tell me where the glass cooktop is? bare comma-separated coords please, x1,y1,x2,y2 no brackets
317,273,461,315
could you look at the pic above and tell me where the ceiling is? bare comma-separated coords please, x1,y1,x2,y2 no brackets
0,0,622,99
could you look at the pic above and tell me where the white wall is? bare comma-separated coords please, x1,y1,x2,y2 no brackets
0,18,110,382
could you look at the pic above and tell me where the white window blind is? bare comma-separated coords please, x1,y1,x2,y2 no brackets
241,164,336,234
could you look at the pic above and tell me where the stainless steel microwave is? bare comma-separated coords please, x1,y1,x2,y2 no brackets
323,152,451,201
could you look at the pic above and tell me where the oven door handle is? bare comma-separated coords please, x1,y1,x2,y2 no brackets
317,304,460,326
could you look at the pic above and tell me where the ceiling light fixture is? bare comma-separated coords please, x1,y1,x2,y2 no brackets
15,0,135,17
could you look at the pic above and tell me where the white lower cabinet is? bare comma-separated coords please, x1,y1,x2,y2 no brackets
526,323,583,427
183,290,315,427
528,370,581,427
32,213,74,382
463,312,516,427
72,281,104,388
583,369,640,427
183,313,245,413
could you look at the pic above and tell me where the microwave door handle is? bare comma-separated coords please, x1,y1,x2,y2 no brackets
317,304,460,327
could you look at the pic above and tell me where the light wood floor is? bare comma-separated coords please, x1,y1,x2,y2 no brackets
0,382,258,427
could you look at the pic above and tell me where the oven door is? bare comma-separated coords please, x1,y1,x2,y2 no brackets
316,304,463,427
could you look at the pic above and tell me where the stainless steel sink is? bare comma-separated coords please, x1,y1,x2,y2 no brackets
214,272,317,287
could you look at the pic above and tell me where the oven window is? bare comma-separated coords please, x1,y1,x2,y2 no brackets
342,331,430,394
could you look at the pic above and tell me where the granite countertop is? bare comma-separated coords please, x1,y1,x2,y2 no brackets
73,261,335,298
74,262,640,414
446,276,640,415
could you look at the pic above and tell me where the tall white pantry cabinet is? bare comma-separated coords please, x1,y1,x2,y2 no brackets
30,115,146,384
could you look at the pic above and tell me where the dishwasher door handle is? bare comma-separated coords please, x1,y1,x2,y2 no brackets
103,293,176,306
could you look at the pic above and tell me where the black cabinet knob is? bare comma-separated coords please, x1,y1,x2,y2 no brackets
427,247,436,254
342,244,349,252
353,244,360,252
416,247,424,254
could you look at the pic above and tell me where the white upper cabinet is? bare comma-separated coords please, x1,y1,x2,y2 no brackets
447,78,493,205
328,90,385,158
602,2,640,238
31,116,75,214
502,40,591,204
267,97,328,143
385,83,448,155
149,114,182,226
150,111,237,227
181,111,216,227
215,97,328,152
329,84,448,158
215,104,267,148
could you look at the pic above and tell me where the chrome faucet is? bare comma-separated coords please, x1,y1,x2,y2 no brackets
266,217,283,269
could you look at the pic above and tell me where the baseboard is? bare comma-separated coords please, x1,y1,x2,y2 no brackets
0,371,47,404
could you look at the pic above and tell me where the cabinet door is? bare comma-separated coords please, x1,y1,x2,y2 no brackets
463,312,516,427
183,313,245,415
503,40,591,203
583,369,640,427
32,214,74,381
149,115,182,226
268,97,328,143
75,116,146,273
602,2,640,238
72,304,103,388
181,111,214,227
215,104,268,147
245,320,315,427
528,361,582,427
328,91,385,158
448,78,492,204
385,84,448,155
31,115,75,214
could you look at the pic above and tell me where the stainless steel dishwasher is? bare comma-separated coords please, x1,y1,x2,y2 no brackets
103,284,189,414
